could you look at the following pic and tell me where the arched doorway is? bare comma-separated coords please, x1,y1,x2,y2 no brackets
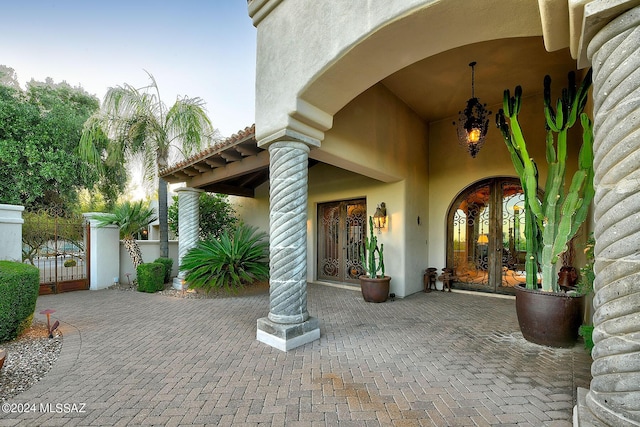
446,177,530,294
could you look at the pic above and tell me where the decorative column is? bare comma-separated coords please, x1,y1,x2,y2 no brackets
256,132,320,351
575,2,640,425
173,187,202,290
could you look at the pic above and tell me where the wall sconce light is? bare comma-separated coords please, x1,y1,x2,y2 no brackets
373,202,387,233
453,61,492,158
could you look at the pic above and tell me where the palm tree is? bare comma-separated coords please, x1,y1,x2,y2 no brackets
90,201,157,269
79,72,215,258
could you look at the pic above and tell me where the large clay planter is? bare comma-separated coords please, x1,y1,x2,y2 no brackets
0,349,6,371
359,276,391,303
514,285,585,347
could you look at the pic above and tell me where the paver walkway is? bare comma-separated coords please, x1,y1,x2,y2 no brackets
0,284,591,426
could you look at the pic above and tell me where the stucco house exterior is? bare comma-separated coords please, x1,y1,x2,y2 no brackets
161,1,640,424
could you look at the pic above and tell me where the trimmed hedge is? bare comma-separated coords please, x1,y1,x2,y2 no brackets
137,263,165,293
153,257,173,283
0,261,40,343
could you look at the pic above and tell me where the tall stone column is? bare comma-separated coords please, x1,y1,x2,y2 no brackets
575,2,640,425
173,187,202,290
257,135,320,351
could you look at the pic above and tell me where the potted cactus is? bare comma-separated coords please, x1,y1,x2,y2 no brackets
359,216,391,303
496,69,593,347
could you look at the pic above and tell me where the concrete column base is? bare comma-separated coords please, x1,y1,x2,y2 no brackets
256,317,320,351
573,388,611,426
172,276,187,290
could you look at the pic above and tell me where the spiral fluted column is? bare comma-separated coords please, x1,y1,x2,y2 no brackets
267,141,310,324
174,187,202,290
577,3,640,425
256,136,320,351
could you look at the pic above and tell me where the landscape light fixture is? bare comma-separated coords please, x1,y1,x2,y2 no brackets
454,61,492,158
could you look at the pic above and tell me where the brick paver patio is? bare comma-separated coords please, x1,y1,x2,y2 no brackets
0,284,591,426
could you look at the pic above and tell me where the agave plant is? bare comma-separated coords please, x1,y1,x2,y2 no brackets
180,224,269,293
496,69,594,292
90,201,157,269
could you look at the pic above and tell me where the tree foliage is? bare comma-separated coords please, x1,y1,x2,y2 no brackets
89,200,157,269
168,192,238,241
0,74,125,209
79,72,216,258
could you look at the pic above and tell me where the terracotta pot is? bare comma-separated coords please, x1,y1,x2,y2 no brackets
0,349,6,371
359,276,391,303
514,285,585,347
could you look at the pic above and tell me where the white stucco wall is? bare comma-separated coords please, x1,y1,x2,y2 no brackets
251,0,545,142
230,190,270,234
119,240,179,284
317,83,430,297
234,81,429,298
85,217,120,291
0,204,24,262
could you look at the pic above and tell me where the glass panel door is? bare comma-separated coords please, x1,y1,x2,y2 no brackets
317,199,366,284
345,201,366,282
451,184,492,289
499,182,528,290
447,177,531,294
318,202,341,282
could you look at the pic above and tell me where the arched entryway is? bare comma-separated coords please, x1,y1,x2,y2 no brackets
446,177,532,295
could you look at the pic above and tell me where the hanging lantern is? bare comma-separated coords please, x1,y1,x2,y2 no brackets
454,61,492,158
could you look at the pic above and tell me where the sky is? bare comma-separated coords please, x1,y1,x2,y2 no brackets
0,1,257,138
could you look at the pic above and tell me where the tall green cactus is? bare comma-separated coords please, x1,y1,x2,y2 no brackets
361,216,385,278
496,69,594,293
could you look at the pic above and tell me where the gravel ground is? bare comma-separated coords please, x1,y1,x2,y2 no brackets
0,281,268,403
0,321,62,403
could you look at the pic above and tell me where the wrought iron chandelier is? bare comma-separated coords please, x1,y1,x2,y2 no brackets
454,61,492,158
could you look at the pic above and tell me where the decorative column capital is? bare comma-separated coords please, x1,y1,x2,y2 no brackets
578,0,640,68
257,128,321,149
175,186,204,195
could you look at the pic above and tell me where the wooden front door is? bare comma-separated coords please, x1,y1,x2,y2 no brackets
317,199,367,284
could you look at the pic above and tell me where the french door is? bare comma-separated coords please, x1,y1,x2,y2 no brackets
447,178,530,294
317,199,367,285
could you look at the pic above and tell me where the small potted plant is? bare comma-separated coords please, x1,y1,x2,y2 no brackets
359,216,391,302
496,69,593,347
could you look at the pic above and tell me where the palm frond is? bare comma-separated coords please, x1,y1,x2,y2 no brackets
165,97,214,157
79,114,109,172
89,200,157,239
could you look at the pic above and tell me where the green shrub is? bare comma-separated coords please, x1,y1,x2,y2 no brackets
136,263,165,293
168,192,238,241
153,257,173,283
63,259,77,268
0,261,40,343
579,324,594,355
180,224,269,293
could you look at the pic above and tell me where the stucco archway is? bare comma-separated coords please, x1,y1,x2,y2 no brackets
297,0,546,122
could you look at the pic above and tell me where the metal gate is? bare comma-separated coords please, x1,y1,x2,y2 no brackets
22,206,90,295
